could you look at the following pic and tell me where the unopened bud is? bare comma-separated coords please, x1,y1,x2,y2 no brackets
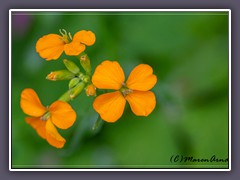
69,77,80,89
70,82,85,99
46,70,75,81
80,53,91,75
85,84,96,96
63,59,80,74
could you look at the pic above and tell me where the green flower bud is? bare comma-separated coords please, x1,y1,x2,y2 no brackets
46,70,75,81
69,77,80,89
63,59,80,74
80,53,91,75
70,82,85,99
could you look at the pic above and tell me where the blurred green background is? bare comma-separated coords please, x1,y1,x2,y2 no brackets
11,11,229,169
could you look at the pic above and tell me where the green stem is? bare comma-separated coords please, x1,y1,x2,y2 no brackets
92,116,103,131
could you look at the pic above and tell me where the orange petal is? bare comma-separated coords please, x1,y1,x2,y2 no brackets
73,30,96,46
26,117,46,139
125,91,156,116
49,101,76,129
64,41,86,56
92,60,125,90
36,34,65,61
20,88,47,117
93,91,126,123
45,120,66,148
126,64,157,91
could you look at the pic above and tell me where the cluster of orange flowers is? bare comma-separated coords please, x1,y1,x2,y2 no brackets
20,29,157,148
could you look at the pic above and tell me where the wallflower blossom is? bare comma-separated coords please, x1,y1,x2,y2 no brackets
92,60,157,123
20,88,76,148
36,29,96,61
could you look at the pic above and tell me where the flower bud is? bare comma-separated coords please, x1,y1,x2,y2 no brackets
46,70,75,81
69,77,80,89
85,84,96,96
63,59,80,74
80,53,91,75
70,82,85,99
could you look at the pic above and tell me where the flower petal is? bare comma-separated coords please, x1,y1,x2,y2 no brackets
93,91,126,123
49,101,76,129
126,64,157,91
92,60,125,90
73,30,96,46
26,117,46,139
125,91,156,116
20,88,47,117
64,41,86,56
36,34,64,60
45,120,66,148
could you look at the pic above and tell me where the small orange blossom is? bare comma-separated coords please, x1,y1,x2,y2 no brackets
92,60,157,123
20,88,76,148
36,29,96,61
85,84,96,96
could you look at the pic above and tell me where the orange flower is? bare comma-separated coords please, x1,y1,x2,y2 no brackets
20,88,76,148
36,29,96,61
92,60,157,123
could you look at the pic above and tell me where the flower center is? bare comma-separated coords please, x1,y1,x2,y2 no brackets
59,29,72,44
40,111,51,121
120,83,133,97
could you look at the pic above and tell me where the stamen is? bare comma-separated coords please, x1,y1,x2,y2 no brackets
120,85,133,97
59,29,67,36
40,111,51,121
68,32,73,40
59,29,70,43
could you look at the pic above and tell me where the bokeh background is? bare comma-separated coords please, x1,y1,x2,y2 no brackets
11,11,229,169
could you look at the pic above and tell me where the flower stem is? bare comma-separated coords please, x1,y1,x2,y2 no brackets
92,116,103,131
